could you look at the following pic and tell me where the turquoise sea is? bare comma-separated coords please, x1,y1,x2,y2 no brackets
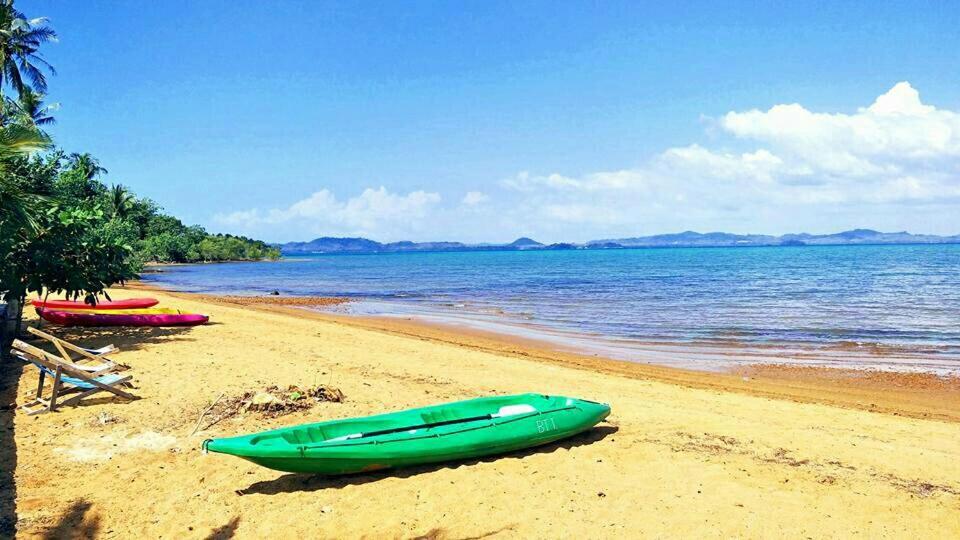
143,244,960,374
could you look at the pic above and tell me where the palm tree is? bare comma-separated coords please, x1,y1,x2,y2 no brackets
0,0,57,99
6,87,56,127
109,184,134,219
68,152,108,180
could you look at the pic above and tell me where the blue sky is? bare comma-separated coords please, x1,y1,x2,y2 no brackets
25,0,960,242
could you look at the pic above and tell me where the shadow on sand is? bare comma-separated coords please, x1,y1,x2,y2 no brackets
238,424,618,496
205,516,241,540
0,355,22,536
25,321,202,354
41,499,100,540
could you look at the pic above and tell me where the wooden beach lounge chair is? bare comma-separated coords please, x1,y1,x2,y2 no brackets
11,339,136,415
26,326,124,370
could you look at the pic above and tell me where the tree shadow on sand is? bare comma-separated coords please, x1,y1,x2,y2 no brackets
0,356,23,537
238,425,618,496
24,321,202,353
205,516,240,540
41,499,100,540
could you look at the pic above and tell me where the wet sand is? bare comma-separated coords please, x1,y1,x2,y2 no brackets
4,286,960,538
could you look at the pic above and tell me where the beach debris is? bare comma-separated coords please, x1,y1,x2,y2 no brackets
192,385,345,434
243,385,344,414
190,392,225,436
881,474,960,497
89,411,122,427
248,392,283,410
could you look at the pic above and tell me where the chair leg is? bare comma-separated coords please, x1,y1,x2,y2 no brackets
48,366,62,413
35,370,46,398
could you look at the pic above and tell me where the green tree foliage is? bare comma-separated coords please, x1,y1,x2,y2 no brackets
67,152,107,181
0,125,51,280
109,184,133,219
134,211,279,263
2,153,140,306
3,148,278,303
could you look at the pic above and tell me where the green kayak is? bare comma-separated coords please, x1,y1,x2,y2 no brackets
202,393,610,475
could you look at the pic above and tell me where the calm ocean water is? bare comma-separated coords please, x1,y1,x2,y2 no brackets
143,244,960,373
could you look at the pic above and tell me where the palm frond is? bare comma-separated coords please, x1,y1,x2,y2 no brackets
0,123,50,232
0,175,45,232
0,4,56,99
17,58,46,92
0,123,50,162
22,26,56,43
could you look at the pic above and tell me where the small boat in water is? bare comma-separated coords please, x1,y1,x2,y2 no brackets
30,297,159,310
203,393,610,475
37,307,209,327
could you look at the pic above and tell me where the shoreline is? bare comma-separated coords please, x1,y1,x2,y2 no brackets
134,276,960,376
328,299,960,375
127,282,960,423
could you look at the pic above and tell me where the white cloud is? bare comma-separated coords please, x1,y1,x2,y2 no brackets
461,191,489,206
501,170,635,192
658,145,785,183
492,82,960,235
720,82,960,172
214,187,441,240
213,83,960,242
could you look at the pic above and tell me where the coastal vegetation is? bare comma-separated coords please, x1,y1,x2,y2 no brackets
0,0,277,338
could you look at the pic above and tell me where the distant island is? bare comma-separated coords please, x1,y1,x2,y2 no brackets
279,229,960,254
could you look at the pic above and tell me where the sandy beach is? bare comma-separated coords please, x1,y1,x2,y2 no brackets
3,287,960,539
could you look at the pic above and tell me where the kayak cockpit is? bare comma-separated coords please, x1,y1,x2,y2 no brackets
249,403,542,448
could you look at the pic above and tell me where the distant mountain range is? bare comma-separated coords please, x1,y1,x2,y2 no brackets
279,229,960,254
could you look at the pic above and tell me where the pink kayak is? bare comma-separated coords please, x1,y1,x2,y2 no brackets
36,307,209,327
31,297,159,310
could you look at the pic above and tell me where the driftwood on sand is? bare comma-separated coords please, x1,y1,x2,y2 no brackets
191,385,344,435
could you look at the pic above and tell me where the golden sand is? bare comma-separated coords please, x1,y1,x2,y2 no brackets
3,287,959,538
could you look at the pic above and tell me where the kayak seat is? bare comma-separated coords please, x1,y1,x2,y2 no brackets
280,426,330,444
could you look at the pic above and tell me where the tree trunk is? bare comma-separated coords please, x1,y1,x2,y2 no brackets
1,297,18,358
14,296,24,338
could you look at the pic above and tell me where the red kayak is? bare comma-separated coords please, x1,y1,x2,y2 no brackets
36,307,209,327
30,297,159,310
